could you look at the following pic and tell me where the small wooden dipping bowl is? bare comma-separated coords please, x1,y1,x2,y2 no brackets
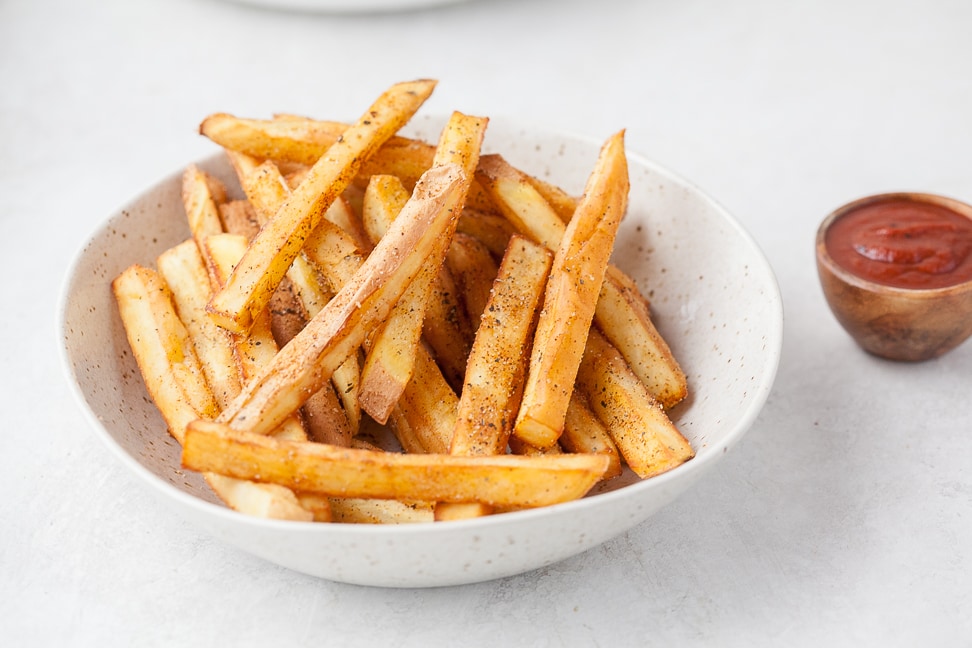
816,192,972,361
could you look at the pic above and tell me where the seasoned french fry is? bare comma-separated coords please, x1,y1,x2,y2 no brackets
576,327,693,478
477,150,687,408
217,163,466,437
456,208,516,258
200,113,414,167
201,112,497,213
183,420,610,508
435,235,551,521
387,347,459,454
513,130,629,448
182,165,226,251
595,266,687,408
559,392,623,480
528,176,578,224
357,113,488,418
357,174,424,422
112,265,318,521
228,152,362,438
156,241,242,409
207,78,437,334
113,265,219,438
445,232,499,332
328,498,434,524
450,235,551,458
204,233,350,448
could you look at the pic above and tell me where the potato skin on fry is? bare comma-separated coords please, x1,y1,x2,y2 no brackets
513,130,630,449
183,420,609,509
219,163,467,438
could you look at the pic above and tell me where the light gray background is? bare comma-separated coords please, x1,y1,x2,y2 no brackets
3,0,970,645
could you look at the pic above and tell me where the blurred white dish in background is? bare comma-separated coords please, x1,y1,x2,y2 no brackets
217,0,472,12
58,115,782,587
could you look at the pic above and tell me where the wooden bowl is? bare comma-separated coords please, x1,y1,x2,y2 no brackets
815,192,972,361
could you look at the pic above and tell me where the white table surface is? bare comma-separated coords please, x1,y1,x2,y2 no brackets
3,0,970,645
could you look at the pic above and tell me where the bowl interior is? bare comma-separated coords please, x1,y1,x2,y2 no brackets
59,115,782,585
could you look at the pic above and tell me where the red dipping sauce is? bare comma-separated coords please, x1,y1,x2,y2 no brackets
824,194,972,290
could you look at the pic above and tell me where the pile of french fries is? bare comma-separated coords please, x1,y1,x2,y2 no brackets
112,78,694,524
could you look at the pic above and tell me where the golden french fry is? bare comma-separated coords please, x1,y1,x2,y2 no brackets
357,174,424,422
387,347,459,454
595,266,688,408
450,235,552,458
513,130,629,448
156,240,241,409
434,235,551,521
228,153,363,437
527,176,578,224
328,499,434,524
217,163,466,437
200,113,414,167
113,265,219,440
576,327,693,478
476,154,567,251
445,232,499,332
456,208,516,258
559,391,623,480
182,165,226,250
112,265,318,521
201,112,497,214
477,149,687,409
361,173,411,243
207,78,437,334
357,113,488,418
182,420,610,508
204,233,349,447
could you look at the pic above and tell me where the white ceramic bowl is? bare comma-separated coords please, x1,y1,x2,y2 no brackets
58,115,782,587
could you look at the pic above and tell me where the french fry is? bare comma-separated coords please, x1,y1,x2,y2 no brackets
207,78,437,334
156,241,241,409
445,232,499,332
595,266,687,409
112,265,318,521
183,420,610,509
217,163,466,437
513,130,629,448
182,165,226,253
113,265,219,437
386,347,459,454
357,112,487,418
204,233,349,448
576,327,693,478
476,151,688,408
559,392,623,480
199,113,414,167
456,208,517,258
435,235,552,521
328,498,434,524
450,235,551,458
476,154,567,251
357,174,424,422
201,112,496,213
228,152,362,437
